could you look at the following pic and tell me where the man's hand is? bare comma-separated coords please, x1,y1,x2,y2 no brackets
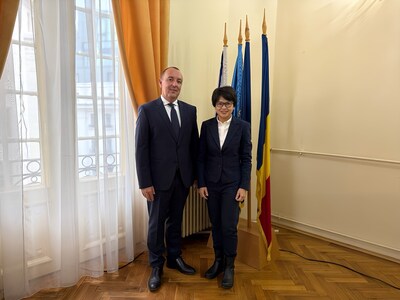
141,186,155,201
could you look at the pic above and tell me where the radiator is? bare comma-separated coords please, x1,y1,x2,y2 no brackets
182,186,211,237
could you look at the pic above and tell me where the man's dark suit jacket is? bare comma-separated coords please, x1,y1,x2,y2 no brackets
135,98,199,191
197,117,252,190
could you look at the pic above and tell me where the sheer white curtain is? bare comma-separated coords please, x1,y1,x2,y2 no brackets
0,0,146,299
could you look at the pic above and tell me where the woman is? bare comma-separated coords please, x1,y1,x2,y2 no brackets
197,86,252,289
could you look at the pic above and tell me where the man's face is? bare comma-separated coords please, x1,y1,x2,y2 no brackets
159,68,183,102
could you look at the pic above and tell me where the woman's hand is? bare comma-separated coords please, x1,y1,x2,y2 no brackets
235,188,247,202
198,187,209,200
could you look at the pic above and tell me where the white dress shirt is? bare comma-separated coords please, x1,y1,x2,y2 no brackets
161,96,181,126
217,116,232,149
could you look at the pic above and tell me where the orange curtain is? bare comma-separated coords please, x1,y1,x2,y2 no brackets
0,0,20,78
112,0,170,112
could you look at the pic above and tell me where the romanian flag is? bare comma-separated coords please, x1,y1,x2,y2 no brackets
256,32,272,260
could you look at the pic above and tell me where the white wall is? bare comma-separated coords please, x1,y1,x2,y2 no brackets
169,0,400,261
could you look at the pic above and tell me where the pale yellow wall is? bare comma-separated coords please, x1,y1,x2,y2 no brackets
169,0,400,260
169,0,278,221
270,0,400,259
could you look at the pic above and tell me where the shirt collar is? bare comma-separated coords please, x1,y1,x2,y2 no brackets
216,115,232,125
161,96,178,106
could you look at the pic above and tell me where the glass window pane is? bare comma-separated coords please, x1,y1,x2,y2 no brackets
76,55,92,96
76,10,90,54
78,139,96,156
76,54,91,80
12,14,20,41
77,98,96,137
5,94,19,139
16,95,40,139
22,141,40,160
96,17,112,56
7,142,21,161
96,0,111,14
104,102,119,134
12,45,37,92
75,0,89,9
13,0,34,43
96,58,115,97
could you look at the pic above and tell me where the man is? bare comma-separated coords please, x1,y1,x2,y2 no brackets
135,67,199,292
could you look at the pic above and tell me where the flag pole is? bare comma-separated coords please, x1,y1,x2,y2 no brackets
218,23,228,87
244,15,252,229
223,22,228,46
238,19,243,45
262,8,267,35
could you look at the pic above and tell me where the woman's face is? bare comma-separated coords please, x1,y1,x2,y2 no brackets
215,96,234,122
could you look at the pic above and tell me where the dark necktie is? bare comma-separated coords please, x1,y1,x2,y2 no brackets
168,103,180,138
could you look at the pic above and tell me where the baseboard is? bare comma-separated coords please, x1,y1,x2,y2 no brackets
272,215,400,264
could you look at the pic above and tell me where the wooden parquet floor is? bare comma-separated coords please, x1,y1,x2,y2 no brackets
24,227,400,299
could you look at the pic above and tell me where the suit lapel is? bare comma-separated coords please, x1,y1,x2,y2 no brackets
209,118,220,149
222,118,240,151
177,101,186,143
155,98,178,141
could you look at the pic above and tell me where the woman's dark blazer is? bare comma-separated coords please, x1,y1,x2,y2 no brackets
197,116,252,190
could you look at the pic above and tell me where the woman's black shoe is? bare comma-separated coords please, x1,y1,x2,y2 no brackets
204,258,224,279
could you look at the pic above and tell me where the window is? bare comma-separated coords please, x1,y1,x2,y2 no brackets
75,0,121,179
0,1,135,291
11,0,42,186
5,0,123,184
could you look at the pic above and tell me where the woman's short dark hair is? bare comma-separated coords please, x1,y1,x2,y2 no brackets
211,86,237,107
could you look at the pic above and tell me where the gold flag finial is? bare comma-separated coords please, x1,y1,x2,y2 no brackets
223,22,228,46
262,9,267,35
245,15,250,42
238,19,243,45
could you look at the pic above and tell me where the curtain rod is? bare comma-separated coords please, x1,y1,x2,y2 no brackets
270,148,400,166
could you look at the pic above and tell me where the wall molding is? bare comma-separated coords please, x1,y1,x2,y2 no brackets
272,215,400,264
271,147,400,166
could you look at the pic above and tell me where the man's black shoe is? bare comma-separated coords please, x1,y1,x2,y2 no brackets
148,267,163,292
167,256,196,275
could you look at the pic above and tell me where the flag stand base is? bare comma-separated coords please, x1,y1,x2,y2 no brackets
207,218,280,270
